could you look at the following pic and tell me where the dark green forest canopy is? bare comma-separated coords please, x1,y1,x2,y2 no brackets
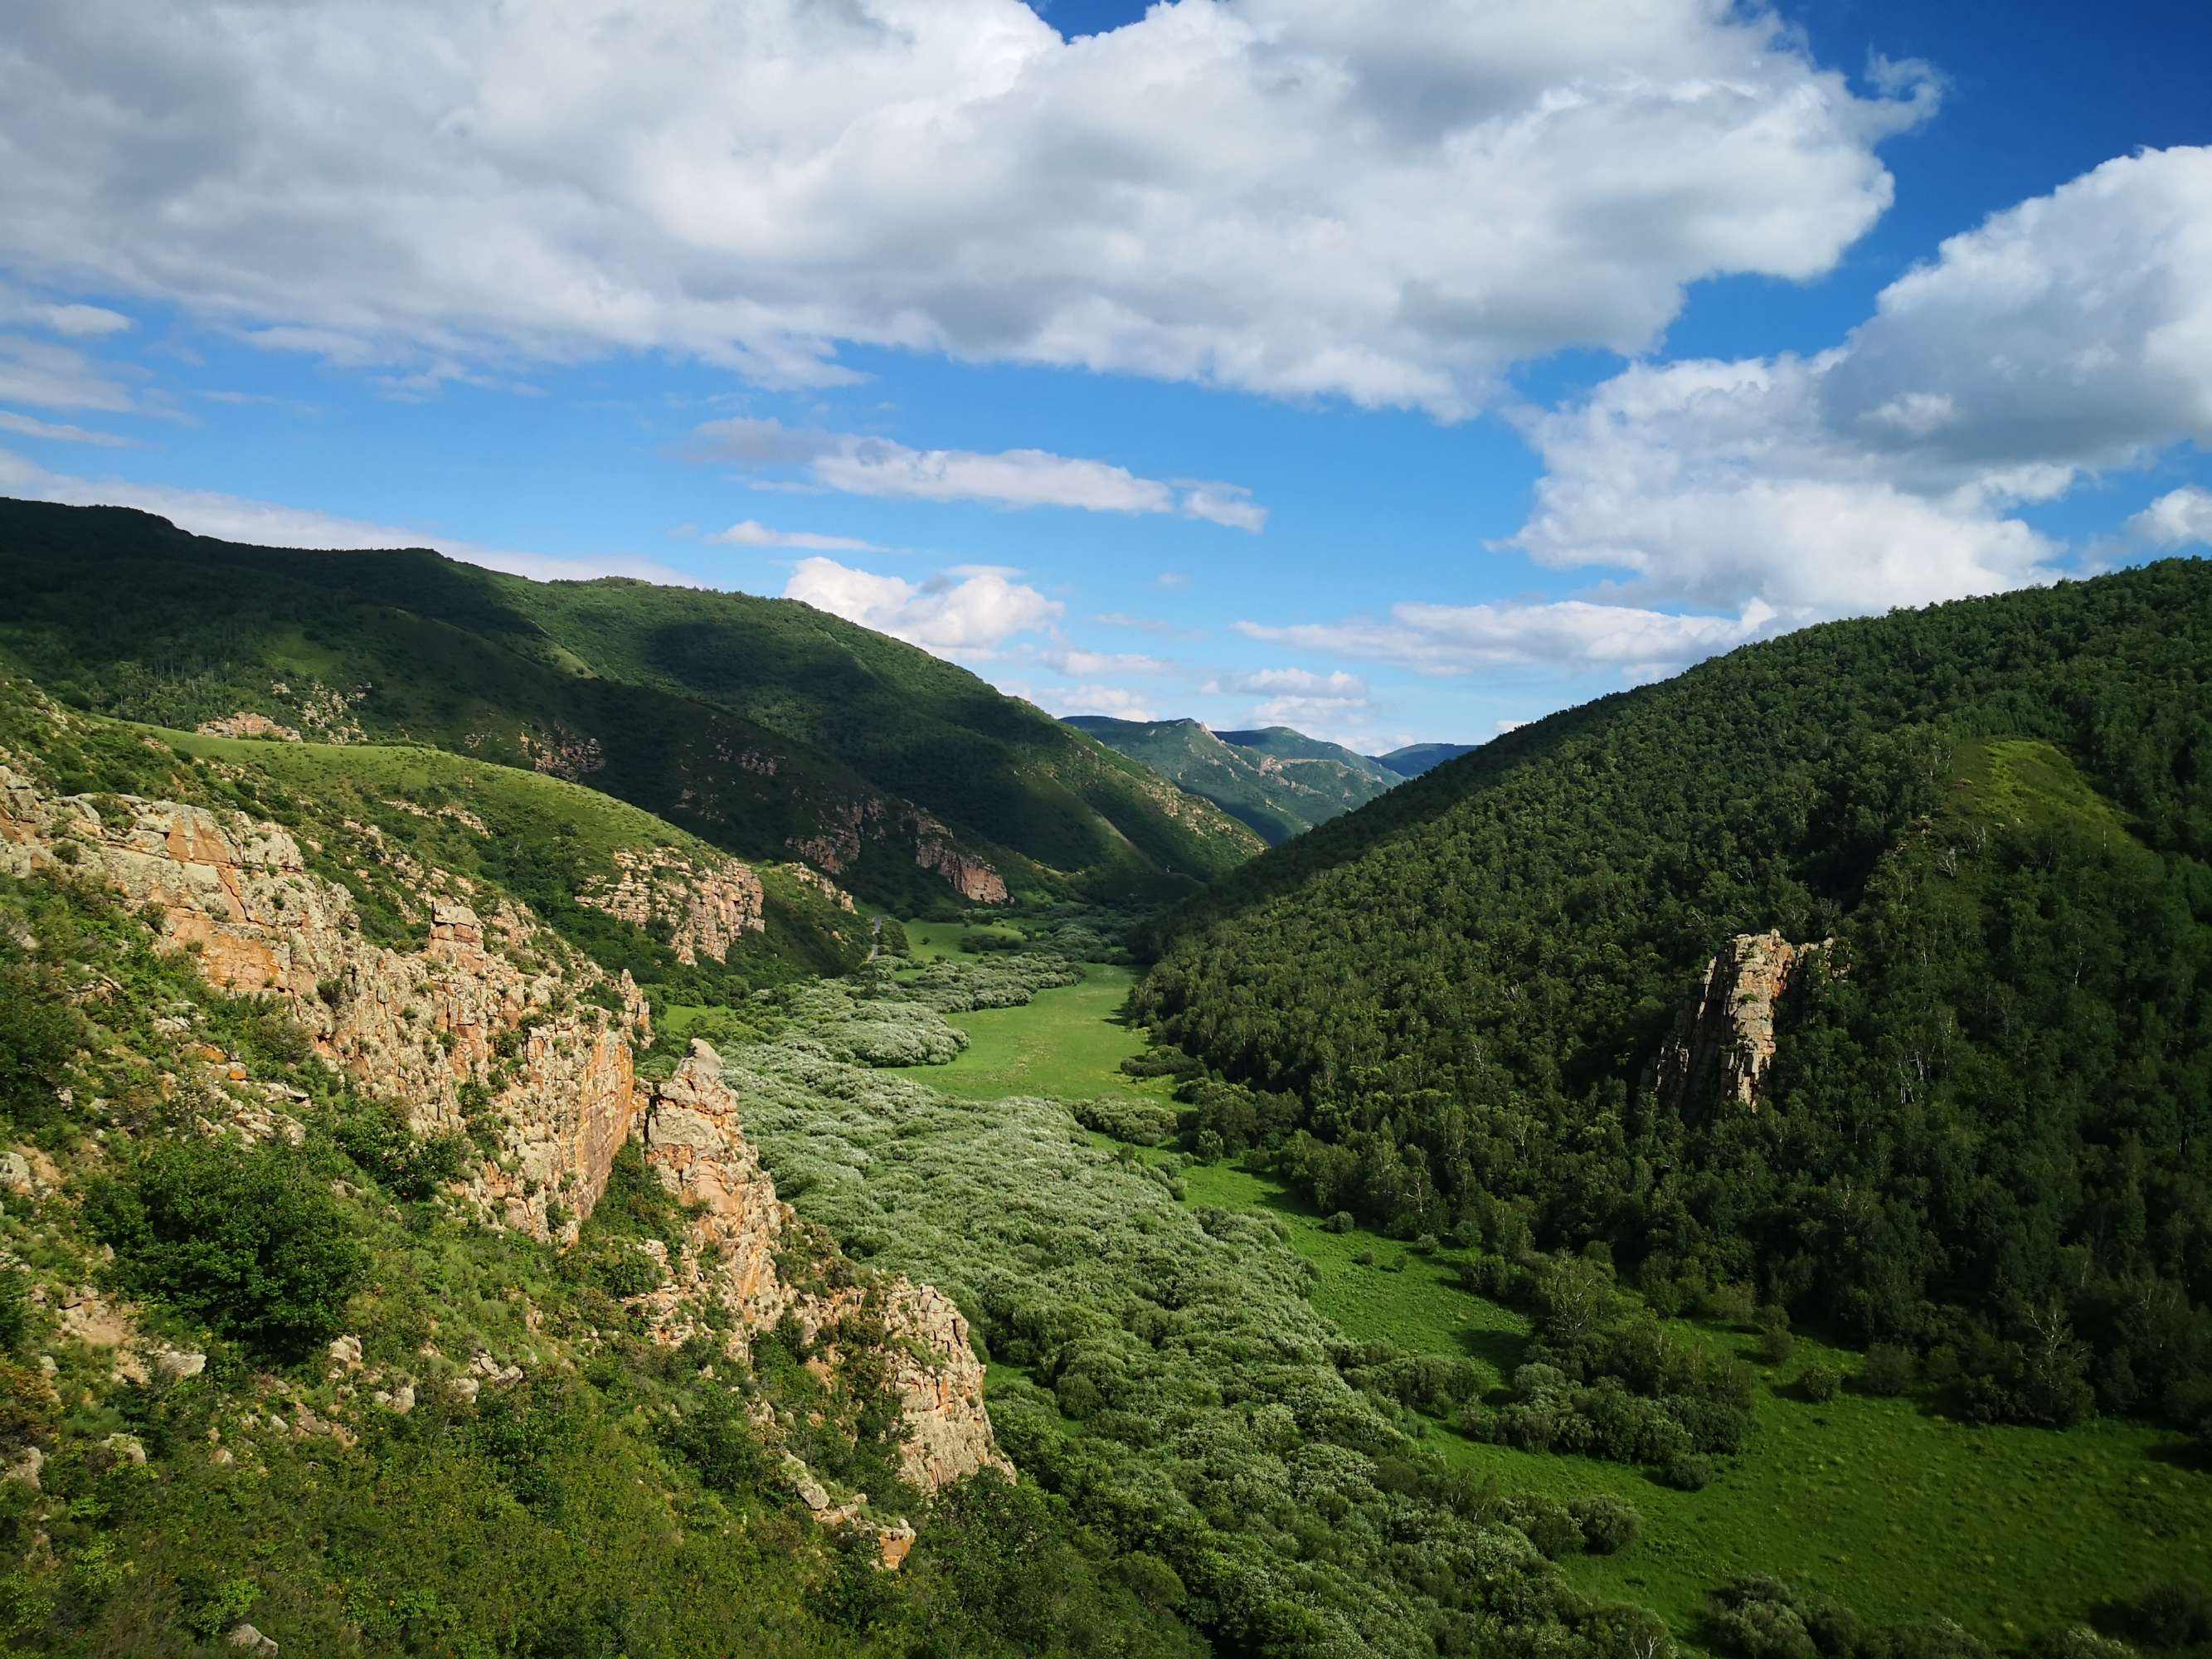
0,498,1260,912
1135,562,2212,1423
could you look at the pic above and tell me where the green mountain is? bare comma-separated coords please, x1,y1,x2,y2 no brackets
1135,561,2212,1426
1372,741,1475,777
1062,715,1398,844
0,499,1262,914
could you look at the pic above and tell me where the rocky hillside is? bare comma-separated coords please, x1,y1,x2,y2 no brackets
0,498,1260,914
0,678,1192,1654
1062,716,1398,844
1136,562,2212,1426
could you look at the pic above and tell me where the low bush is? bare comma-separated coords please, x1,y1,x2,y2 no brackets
87,1136,366,1359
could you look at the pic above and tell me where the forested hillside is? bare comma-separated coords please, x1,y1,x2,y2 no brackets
1063,715,1398,843
0,499,1260,913
1136,562,2212,1427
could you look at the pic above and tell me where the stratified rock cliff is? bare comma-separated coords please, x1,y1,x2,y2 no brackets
0,766,648,1241
0,712,1009,1535
638,1042,1010,1495
1653,930,1830,1112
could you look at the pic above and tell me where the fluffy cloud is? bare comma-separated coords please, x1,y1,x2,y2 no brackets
0,447,698,585
0,0,1930,416
0,336,136,413
1239,597,1773,680
1506,148,2212,622
2129,487,2212,549
1038,649,1172,677
0,288,132,338
1056,685,1160,722
693,418,1262,527
783,555,1061,654
1205,667,1369,698
708,519,887,552
0,411,133,446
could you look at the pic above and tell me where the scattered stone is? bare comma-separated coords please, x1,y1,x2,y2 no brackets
226,1623,280,1653
877,1521,917,1571
102,1433,146,1466
372,1381,416,1414
155,1345,207,1379
449,1375,479,1405
327,1333,363,1370
6,1446,44,1490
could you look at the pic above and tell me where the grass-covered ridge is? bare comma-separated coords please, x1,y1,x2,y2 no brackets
0,496,1262,911
1134,561,2212,1429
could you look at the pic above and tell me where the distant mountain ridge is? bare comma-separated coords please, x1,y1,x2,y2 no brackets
1372,741,1476,777
1062,715,1400,844
0,498,1263,912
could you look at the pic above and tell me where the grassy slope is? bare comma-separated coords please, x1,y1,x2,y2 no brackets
889,953,2211,1648
0,498,1258,908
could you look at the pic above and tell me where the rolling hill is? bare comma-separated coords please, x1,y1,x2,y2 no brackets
0,498,1261,912
1372,741,1476,777
1062,715,1399,843
1135,561,2212,1426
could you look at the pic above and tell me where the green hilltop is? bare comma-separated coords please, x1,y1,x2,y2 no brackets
0,499,1262,915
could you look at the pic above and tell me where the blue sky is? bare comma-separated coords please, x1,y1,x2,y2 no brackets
2,0,2208,751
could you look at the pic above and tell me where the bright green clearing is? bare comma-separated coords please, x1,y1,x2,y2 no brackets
896,918,1032,961
909,953,2212,1647
884,960,1180,1106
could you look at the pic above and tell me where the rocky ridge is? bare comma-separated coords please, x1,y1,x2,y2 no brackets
1653,930,1831,1112
0,714,1009,1534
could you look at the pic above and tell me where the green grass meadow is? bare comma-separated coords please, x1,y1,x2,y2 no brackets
895,942,2212,1647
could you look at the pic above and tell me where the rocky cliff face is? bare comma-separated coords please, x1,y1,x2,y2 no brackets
0,718,1010,1540
786,796,1010,904
636,1042,1009,1496
577,847,767,965
0,763,648,1242
1653,931,1829,1113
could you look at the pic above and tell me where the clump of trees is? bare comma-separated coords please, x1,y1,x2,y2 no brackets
87,1136,366,1359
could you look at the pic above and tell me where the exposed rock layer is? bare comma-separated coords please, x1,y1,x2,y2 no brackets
1654,931,1829,1113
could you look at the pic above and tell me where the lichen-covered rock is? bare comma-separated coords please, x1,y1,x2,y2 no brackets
915,839,1008,904
635,1043,1010,1492
577,847,766,965
1653,931,1830,1112
0,763,648,1243
195,711,304,742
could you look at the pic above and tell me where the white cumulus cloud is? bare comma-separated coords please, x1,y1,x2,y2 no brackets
2132,487,2212,548
782,555,1062,655
708,519,888,552
1500,147,2212,632
693,418,1263,527
0,0,1932,416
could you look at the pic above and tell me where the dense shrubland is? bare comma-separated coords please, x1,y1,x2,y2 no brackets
1135,565,2212,1427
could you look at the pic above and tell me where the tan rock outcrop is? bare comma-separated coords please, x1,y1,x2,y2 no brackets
915,839,1009,905
636,1043,1011,1493
577,848,766,965
1654,931,1829,1112
0,763,648,1242
195,712,304,743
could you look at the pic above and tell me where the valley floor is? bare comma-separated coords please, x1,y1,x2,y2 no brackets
853,942,2211,1649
